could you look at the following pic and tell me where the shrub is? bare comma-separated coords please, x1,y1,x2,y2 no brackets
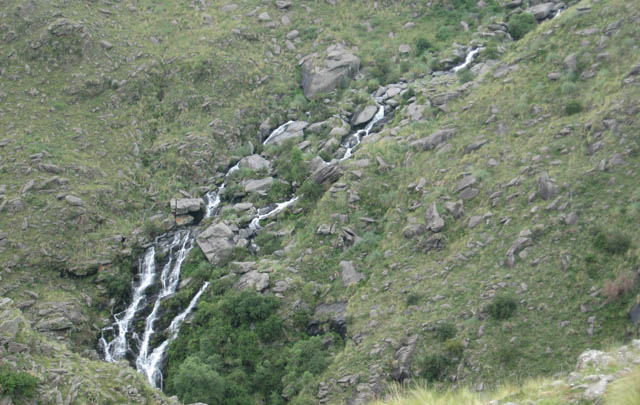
254,231,282,256
507,11,534,33
565,100,584,115
435,26,453,41
435,322,457,342
603,271,639,302
508,13,537,40
593,228,632,255
444,339,464,358
487,295,517,320
457,69,475,84
418,352,452,381
0,366,39,398
406,293,422,307
104,271,132,303
497,344,521,366
402,87,416,101
168,356,226,404
415,36,435,55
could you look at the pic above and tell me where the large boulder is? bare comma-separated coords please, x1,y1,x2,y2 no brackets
409,128,457,151
264,121,308,146
238,154,271,171
390,335,419,382
196,222,235,265
170,198,204,215
351,104,378,126
311,162,344,185
301,45,360,99
340,260,364,286
234,271,270,292
242,177,274,195
308,302,348,338
526,3,554,20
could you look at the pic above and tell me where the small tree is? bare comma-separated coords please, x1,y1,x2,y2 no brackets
508,13,537,40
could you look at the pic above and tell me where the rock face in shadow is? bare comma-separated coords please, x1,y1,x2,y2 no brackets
301,44,360,99
308,302,348,338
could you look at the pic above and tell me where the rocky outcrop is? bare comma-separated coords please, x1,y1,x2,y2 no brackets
264,121,308,146
390,334,419,382
308,302,348,338
311,161,344,185
238,154,271,171
340,260,364,286
196,222,235,265
234,271,270,292
170,198,204,215
301,45,360,99
425,202,445,232
409,128,457,151
242,177,274,195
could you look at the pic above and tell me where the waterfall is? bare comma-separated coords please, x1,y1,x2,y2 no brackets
99,95,387,390
452,47,484,73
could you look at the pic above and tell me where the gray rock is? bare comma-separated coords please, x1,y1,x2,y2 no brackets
468,215,483,228
229,261,256,274
234,271,269,292
416,233,446,253
170,198,204,215
444,200,464,219
36,316,73,331
312,162,344,185
537,172,557,200
406,103,426,121
454,176,476,193
564,53,577,72
398,44,411,54
265,121,308,146
340,260,364,286
238,154,271,171
258,12,271,22
526,3,554,20
243,177,274,195
506,237,532,267
409,128,457,151
309,302,348,337
390,334,419,382
352,104,378,126
65,195,84,206
301,45,360,99
430,92,459,106
584,379,608,400
459,188,479,200
196,222,235,265
425,202,445,232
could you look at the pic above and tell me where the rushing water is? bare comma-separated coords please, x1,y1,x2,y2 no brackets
452,47,485,73
99,95,386,390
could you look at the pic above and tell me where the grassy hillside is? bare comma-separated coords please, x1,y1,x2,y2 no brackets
1,0,639,403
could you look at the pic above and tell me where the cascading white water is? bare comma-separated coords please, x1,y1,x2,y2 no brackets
249,196,300,231
262,120,294,145
134,231,192,382
340,104,385,161
138,281,210,389
452,47,484,73
99,246,156,362
100,96,387,390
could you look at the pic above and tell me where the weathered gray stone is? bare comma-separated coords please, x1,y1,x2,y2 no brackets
537,172,557,200
170,198,204,215
454,176,476,193
444,200,464,219
234,271,269,292
506,237,532,267
65,195,84,206
238,154,271,171
352,105,378,126
196,222,235,265
243,177,274,195
312,162,343,185
526,3,554,20
301,45,360,99
390,334,419,382
409,128,457,151
340,260,364,286
426,202,445,232
309,302,348,337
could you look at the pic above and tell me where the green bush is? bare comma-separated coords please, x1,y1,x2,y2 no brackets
435,25,454,41
435,322,457,342
0,366,39,398
508,13,538,40
415,36,435,55
593,228,632,255
254,231,283,256
168,356,226,404
487,295,517,320
104,271,132,303
457,69,475,84
444,339,464,358
418,352,452,381
565,100,584,115
406,293,422,307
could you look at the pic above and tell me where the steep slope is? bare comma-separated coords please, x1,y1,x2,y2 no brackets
1,0,639,404
164,0,640,403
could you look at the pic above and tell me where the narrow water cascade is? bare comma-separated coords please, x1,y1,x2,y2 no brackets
452,46,484,73
99,96,388,391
